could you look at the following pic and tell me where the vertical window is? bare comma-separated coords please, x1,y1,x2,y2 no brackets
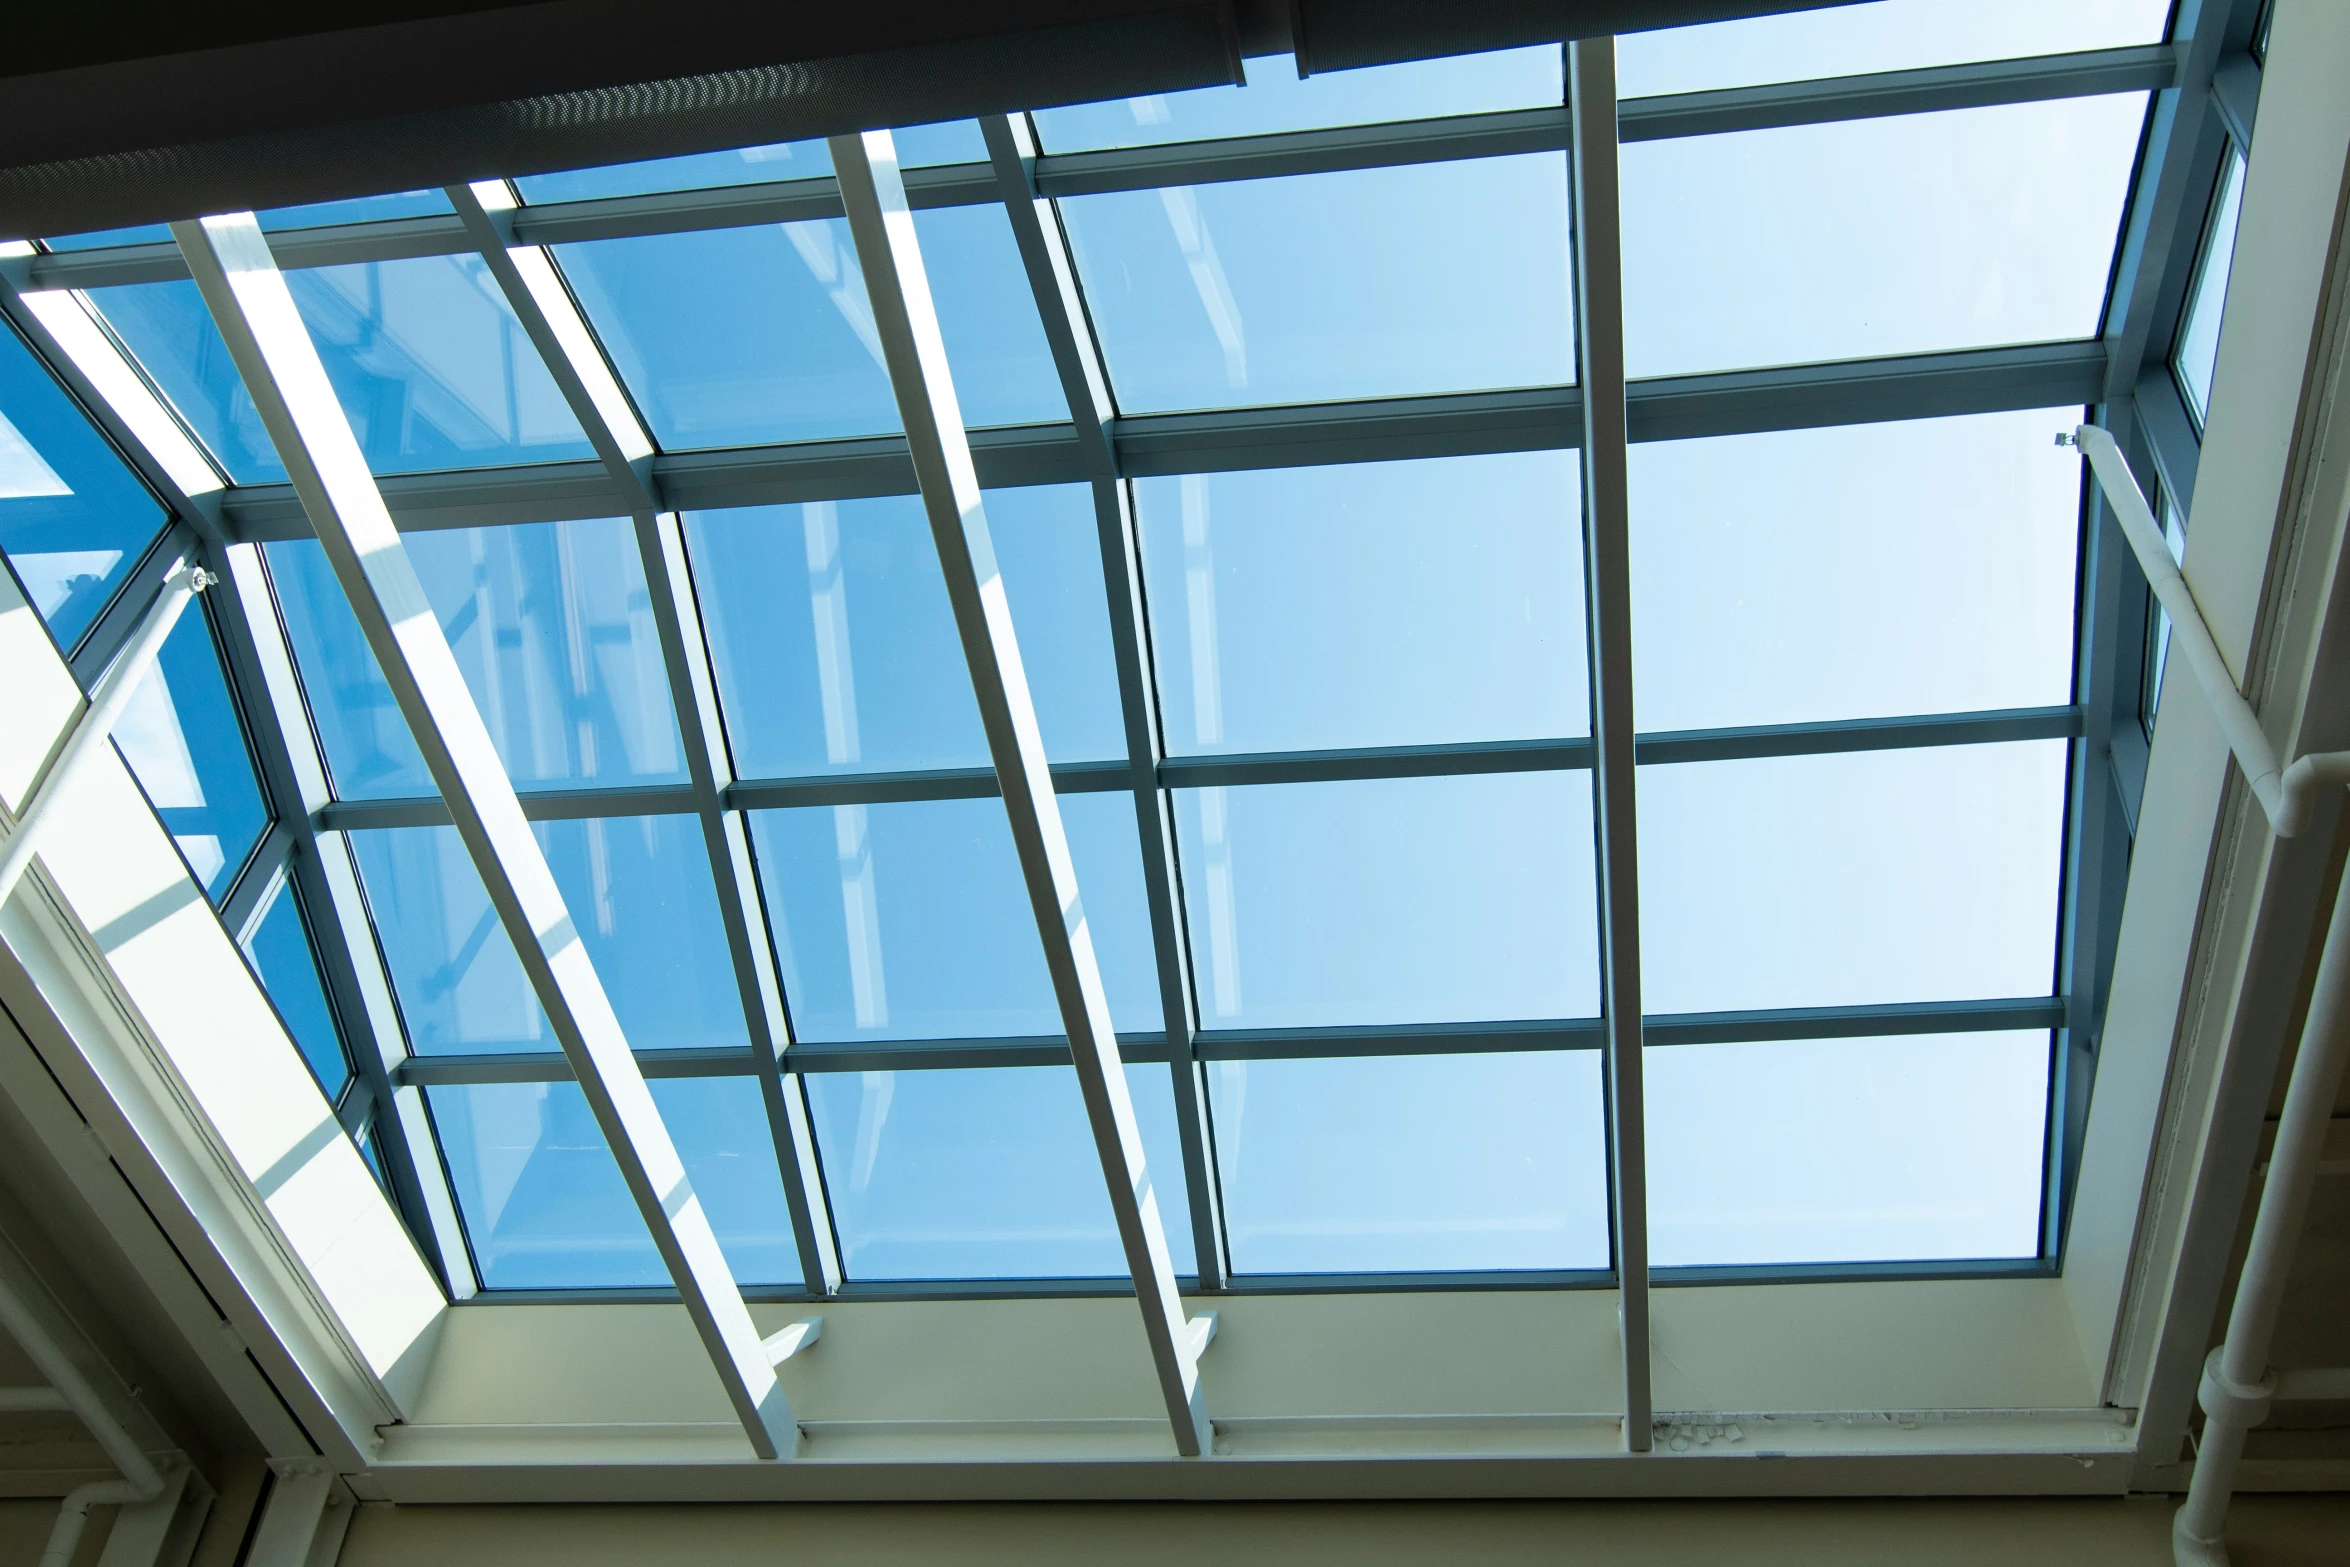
2174,147,2248,428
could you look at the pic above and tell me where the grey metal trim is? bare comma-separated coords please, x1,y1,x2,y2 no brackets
2208,54,2260,151
1654,1256,2059,1288
2133,367,2202,516
218,820,297,944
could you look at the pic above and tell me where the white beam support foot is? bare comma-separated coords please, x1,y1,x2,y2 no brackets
762,1317,822,1366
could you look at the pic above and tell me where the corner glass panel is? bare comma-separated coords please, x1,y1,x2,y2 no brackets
1033,46,1562,151
351,816,744,1055
1621,95,2147,379
551,203,1062,450
512,119,985,204
1172,774,1599,1030
264,518,685,800
1630,410,2082,731
241,880,353,1101
749,793,1158,1043
113,604,272,902
1210,1051,1608,1274
1136,452,1586,755
1646,1032,2049,1266
1637,741,2068,1016
1616,0,2173,98
806,1064,1187,1280
430,1076,800,1288
2174,147,2248,428
1062,154,1572,413
0,319,170,651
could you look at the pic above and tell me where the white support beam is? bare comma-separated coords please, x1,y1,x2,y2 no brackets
1570,36,1654,1455
170,211,799,1461
830,129,1214,1458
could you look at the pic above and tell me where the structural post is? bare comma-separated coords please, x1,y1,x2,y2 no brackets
831,129,1214,1456
172,211,800,1460
1570,36,1654,1453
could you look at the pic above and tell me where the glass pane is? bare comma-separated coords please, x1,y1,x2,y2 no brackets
749,793,1158,1042
1173,774,1599,1030
1622,95,2147,379
513,119,985,204
2175,147,2248,427
1062,154,1572,413
1211,1051,1608,1273
1646,1032,2049,1266
1637,741,2067,1015
1137,453,1586,754
806,1064,1188,1280
352,816,745,1055
430,1076,799,1288
688,486,1120,777
113,604,272,902
265,517,685,799
0,319,170,650
1034,47,1561,151
242,881,352,1101
552,203,1062,450
1617,0,2173,98
1629,410,2082,732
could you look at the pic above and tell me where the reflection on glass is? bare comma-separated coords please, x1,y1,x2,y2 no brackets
2175,147,2247,427
351,817,745,1055
1172,775,1599,1030
1034,47,1561,151
112,604,272,901
1137,453,1585,753
688,487,1120,776
806,1065,1187,1279
1211,1051,1607,1273
749,794,1157,1041
1062,154,1571,413
431,1076,799,1288
513,120,986,204
1637,742,2067,1016
1622,95,2146,379
0,319,171,650
1617,0,2172,98
265,518,684,799
552,203,1061,449
1630,410,2081,731
1646,1032,2048,1265
241,879,352,1101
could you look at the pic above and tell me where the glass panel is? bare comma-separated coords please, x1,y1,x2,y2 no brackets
2145,495,2189,729
1062,154,1572,413
749,793,1158,1042
2175,147,2248,427
1637,741,2068,1015
1034,47,1562,151
806,1064,1188,1280
512,119,985,204
1172,774,1599,1030
552,203,1061,448
113,604,272,902
352,816,744,1055
265,517,684,799
1211,1051,1608,1273
688,486,1121,777
1621,95,2147,379
430,1076,800,1288
1629,410,2082,732
85,282,276,482
0,319,170,650
1617,0,2173,98
45,191,457,251
1646,1032,2049,1266
1136,453,1586,754
241,880,352,1101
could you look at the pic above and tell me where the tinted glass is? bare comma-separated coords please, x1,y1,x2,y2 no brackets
806,1064,1187,1280
1172,774,1599,1030
750,793,1158,1042
513,120,986,204
242,880,353,1101
1137,453,1586,755
2175,147,2247,427
113,605,271,902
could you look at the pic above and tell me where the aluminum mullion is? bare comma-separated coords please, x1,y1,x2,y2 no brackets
174,211,800,1461
833,128,1211,1458
444,179,842,1296
1570,37,1651,1457
986,110,1228,1292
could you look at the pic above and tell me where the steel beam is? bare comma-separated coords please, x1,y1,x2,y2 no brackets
171,210,800,1461
1571,36,1652,1457
831,127,1212,1457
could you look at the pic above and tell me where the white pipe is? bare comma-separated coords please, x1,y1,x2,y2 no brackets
38,1479,142,1567
0,559,211,907
0,1268,165,1499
